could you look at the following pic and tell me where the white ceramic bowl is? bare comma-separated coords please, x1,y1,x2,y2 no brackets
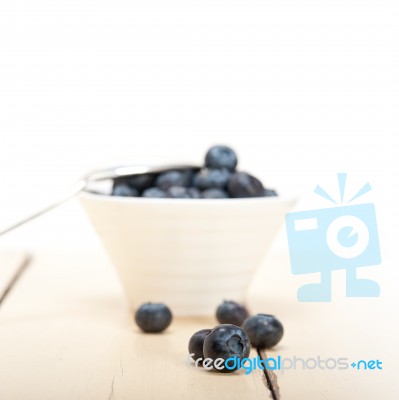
79,192,296,316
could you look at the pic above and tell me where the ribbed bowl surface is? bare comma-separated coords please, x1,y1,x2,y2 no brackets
79,193,296,316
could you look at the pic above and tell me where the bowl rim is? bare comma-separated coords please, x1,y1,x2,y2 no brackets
79,189,298,206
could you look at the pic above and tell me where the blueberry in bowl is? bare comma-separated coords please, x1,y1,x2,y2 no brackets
166,186,201,199
205,145,238,171
155,170,193,190
114,173,155,193
142,187,167,198
201,188,229,199
112,182,140,197
228,172,265,198
106,145,277,200
193,168,231,191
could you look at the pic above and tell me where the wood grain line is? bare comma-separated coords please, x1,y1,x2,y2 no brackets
258,349,280,400
0,253,31,308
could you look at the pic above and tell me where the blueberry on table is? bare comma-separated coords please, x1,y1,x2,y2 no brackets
228,172,265,198
242,314,284,349
142,187,167,198
188,329,212,362
112,182,139,197
216,301,249,326
193,168,230,190
134,303,173,333
203,324,251,372
201,188,229,199
155,170,192,190
205,145,238,171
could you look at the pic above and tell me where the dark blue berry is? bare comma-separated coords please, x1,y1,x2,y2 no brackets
193,168,230,190
201,188,229,199
155,170,192,190
228,172,265,198
166,186,198,198
142,187,167,198
203,324,251,372
112,182,139,197
188,329,212,362
216,301,249,326
187,187,201,198
134,303,172,333
121,174,155,192
242,314,284,349
264,188,278,197
205,145,238,171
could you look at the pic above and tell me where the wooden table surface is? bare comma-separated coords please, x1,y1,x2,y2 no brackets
0,248,397,400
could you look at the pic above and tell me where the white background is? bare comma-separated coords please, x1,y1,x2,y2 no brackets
0,1,397,259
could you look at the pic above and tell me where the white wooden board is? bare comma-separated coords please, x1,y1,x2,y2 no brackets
0,250,269,400
0,248,397,399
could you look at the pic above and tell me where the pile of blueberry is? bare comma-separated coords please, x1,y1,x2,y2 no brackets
112,145,277,199
134,300,283,374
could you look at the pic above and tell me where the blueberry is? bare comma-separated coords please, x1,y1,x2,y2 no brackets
201,188,229,199
166,186,198,198
155,170,192,190
142,187,167,198
203,324,251,372
264,188,278,197
193,168,231,190
117,174,155,192
187,187,201,199
216,301,249,326
188,329,212,362
134,303,173,333
228,172,265,198
112,182,139,197
242,314,284,349
205,145,238,171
